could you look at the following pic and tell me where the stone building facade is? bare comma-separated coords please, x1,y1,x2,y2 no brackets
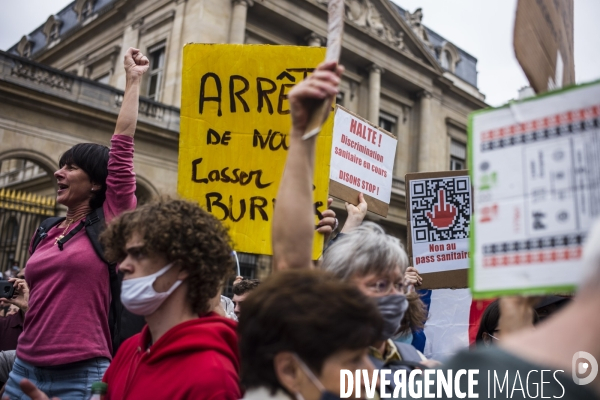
1,0,486,278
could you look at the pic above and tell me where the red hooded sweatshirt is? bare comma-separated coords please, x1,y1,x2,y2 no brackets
103,313,241,400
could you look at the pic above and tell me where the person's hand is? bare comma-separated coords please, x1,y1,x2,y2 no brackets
317,198,337,244
404,266,423,288
341,193,368,233
233,276,244,286
0,278,29,313
0,379,60,400
419,359,442,369
124,47,149,81
288,61,343,135
498,296,540,337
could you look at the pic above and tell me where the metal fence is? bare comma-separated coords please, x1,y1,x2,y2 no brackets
0,188,56,274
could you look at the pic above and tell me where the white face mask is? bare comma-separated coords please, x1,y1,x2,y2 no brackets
121,263,182,316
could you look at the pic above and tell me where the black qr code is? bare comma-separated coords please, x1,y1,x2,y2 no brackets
410,177,471,243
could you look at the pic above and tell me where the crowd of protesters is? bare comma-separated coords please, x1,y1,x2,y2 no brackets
0,49,598,400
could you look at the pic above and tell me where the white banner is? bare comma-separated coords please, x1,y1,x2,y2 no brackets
470,81,600,297
329,107,397,204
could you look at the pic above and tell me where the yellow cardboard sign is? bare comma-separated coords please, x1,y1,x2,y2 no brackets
178,44,333,258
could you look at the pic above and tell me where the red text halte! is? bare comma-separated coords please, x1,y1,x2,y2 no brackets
350,118,383,147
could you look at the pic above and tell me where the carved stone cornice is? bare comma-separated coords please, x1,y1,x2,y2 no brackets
314,0,405,51
305,32,326,47
405,7,433,51
368,64,384,75
131,18,144,30
416,90,432,100
10,60,74,92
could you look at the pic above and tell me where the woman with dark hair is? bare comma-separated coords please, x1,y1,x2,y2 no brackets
4,47,148,399
475,299,539,347
475,299,501,347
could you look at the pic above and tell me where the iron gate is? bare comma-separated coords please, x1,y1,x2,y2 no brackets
0,188,56,274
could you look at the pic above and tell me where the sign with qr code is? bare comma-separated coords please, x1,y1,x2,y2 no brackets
406,171,472,288
470,80,600,298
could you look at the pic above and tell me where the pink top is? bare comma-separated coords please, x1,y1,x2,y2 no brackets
18,135,136,366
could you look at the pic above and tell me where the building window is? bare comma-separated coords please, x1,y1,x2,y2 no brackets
450,139,466,170
147,43,166,101
379,111,397,134
49,24,60,41
22,43,32,58
438,41,461,73
441,50,452,70
81,0,94,20
95,74,110,85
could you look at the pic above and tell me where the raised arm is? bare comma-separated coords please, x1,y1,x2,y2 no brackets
272,61,343,270
114,47,149,137
103,48,148,220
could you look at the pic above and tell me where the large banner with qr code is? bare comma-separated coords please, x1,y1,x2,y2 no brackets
406,171,472,285
470,80,600,298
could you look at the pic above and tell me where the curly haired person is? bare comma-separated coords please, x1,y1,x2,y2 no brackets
232,278,260,319
93,198,241,400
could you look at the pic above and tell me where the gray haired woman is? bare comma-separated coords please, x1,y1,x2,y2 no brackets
271,64,438,397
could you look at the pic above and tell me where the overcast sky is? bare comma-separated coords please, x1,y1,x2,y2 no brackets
1,0,598,106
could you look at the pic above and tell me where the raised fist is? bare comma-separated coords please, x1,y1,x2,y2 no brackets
124,47,149,80
426,189,457,229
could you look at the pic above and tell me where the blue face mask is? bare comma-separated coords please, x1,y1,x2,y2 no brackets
293,355,342,400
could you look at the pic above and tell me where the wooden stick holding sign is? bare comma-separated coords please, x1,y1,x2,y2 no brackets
302,0,345,140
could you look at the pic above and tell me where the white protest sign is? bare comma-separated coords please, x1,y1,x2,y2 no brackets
470,81,600,298
406,171,472,288
329,106,397,216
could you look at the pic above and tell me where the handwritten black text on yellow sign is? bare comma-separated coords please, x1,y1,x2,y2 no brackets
178,44,333,258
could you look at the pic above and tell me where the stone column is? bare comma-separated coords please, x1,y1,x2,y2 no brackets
368,64,383,124
114,19,142,90
229,0,254,44
305,32,325,47
163,0,187,107
417,90,433,172
76,59,86,76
